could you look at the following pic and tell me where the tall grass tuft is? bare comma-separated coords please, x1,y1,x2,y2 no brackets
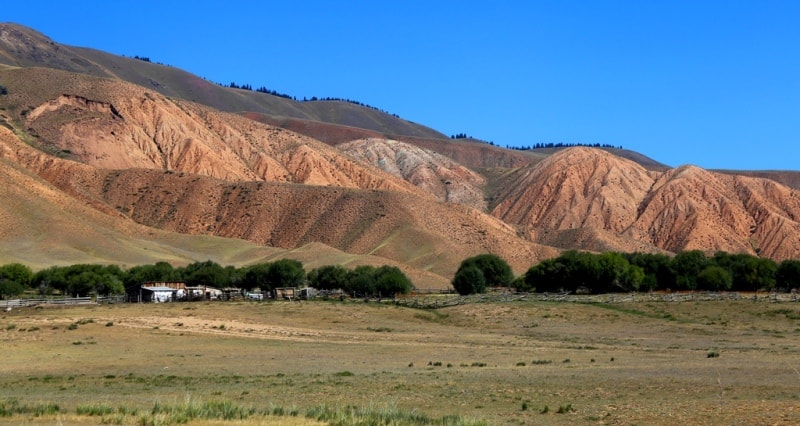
0,398,60,417
76,404,115,416
306,403,488,425
150,399,257,422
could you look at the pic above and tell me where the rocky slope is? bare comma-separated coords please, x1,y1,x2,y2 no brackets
338,138,487,209
0,66,557,281
494,148,800,260
5,66,429,197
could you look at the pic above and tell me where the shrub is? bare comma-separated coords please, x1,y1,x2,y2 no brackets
76,404,114,416
453,254,513,294
452,265,486,295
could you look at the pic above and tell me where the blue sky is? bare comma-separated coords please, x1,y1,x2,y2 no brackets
5,1,800,170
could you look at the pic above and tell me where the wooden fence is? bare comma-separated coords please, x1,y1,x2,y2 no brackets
0,295,125,308
393,291,799,309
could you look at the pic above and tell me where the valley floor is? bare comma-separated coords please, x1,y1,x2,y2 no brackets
1,298,799,425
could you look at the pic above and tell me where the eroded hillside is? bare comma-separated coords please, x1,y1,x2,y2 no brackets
339,138,487,209
0,67,557,279
1,23,800,282
494,148,800,259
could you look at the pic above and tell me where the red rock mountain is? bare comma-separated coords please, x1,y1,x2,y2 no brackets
493,148,800,259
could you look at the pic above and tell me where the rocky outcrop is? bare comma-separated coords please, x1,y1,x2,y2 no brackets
339,138,487,209
14,70,428,197
492,147,655,233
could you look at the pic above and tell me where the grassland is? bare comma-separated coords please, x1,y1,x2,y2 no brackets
1,298,799,425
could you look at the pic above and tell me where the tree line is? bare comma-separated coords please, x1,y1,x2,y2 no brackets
453,251,800,295
221,83,402,118
508,142,622,150
0,260,413,300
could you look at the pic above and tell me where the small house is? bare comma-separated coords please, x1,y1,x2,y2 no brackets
272,287,296,300
140,286,176,303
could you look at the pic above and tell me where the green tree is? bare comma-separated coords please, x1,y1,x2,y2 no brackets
241,263,272,290
0,263,32,291
373,265,413,296
0,263,32,285
347,265,377,296
180,260,229,287
308,265,349,291
596,252,636,292
624,252,675,291
712,252,754,291
456,254,513,288
697,266,733,291
510,274,533,292
0,279,24,299
621,264,646,292
741,257,777,292
266,259,305,288
776,259,800,290
124,262,180,289
452,265,486,295
524,258,567,293
671,250,708,291
31,266,67,295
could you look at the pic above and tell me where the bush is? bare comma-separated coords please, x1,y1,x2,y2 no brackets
697,266,732,291
452,265,486,295
457,254,513,288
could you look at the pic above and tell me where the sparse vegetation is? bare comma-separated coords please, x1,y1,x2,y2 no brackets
2,295,800,424
556,403,574,414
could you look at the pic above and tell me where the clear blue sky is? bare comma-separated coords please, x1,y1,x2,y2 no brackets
5,1,800,170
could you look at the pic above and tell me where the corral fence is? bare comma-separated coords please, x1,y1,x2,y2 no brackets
393,291,799,309
0,295,126,308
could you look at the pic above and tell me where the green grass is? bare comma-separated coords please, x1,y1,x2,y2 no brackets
0,398,60,417
306,403,488,426
3,399,487,426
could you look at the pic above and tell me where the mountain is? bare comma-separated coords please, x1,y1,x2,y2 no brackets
494,148,800,259
0,23,445,139
0,23,799,289
0,58,556,285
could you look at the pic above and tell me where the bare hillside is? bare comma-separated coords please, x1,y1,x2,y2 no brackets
3,67,429,197
494,148,800,260
339,138,487,209
0,23,445,140
0,68,556,279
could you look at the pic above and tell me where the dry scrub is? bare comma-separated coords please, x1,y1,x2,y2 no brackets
1,299,799,425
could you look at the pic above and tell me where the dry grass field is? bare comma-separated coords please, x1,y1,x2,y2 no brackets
1,297,799,425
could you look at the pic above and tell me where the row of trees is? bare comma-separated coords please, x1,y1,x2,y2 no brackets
508,142,623,151
221,82,402,119
453,251,800,295
0,260,413,299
